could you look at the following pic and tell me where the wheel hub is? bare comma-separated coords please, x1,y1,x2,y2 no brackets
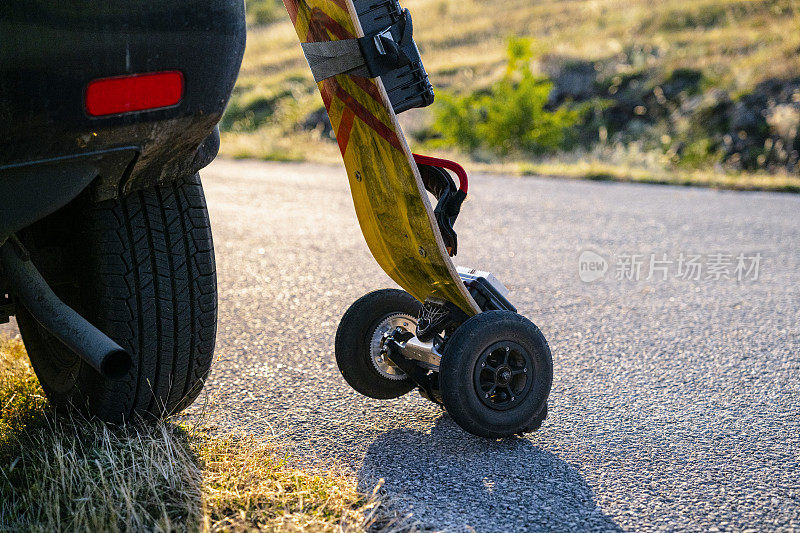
369,313,416,380
496,365,512,385
474,342,534,411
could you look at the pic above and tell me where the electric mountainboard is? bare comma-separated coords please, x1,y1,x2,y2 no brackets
284,0,552,438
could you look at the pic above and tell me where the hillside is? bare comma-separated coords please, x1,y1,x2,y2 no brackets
220,0,800,189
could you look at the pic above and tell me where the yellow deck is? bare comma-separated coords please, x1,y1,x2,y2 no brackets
284,0,479,315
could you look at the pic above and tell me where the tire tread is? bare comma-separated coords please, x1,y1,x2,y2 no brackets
17,173,218,422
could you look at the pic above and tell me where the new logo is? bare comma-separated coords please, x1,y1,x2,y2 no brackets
578,250,608,282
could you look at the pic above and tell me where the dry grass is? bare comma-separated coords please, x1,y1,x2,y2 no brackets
508,147,800,192
515,159,800,192
221,0,800,191
236,0,800,97
0,336,399,532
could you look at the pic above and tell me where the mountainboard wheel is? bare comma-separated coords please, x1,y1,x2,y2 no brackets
439,310,552,438
335,289,421,399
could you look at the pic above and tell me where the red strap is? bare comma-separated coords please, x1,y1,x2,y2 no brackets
412,153,469,194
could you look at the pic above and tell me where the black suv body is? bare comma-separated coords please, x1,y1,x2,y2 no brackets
0,1,246,422
1,1,245,236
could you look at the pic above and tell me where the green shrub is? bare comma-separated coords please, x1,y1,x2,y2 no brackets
221,89,291,132
431,38,584,156
680,138,724,168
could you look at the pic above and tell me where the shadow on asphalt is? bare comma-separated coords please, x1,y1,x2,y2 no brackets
358,415,620,531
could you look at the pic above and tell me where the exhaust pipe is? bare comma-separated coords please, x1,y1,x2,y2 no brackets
0,238,132,380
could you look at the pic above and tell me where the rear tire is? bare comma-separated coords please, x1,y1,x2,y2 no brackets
16,173,218,423
439,311,551,438
335,289,420,399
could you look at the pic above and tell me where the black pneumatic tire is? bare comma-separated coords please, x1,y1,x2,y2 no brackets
16,173,217,423
335,289,421,399
439,311,552,439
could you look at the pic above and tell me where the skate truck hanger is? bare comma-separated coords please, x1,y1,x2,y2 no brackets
285,0,552,438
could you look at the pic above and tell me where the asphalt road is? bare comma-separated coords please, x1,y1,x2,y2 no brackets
6,159,800,531
198,159,800,531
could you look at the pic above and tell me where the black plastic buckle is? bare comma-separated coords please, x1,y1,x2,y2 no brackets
300,0,434,113
357,9,414,78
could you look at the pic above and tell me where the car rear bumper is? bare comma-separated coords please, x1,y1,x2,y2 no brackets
0,0,245,238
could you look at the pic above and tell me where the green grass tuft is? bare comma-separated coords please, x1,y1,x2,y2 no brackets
0,337,398,532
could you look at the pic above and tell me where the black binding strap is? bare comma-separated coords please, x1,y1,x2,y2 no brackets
417,164,466,256
300,8,416,82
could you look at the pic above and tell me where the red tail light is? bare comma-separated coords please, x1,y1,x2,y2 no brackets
85,71,184,117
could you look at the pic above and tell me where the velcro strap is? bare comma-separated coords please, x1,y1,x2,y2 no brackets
299,9,415,82
301,40,370,82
